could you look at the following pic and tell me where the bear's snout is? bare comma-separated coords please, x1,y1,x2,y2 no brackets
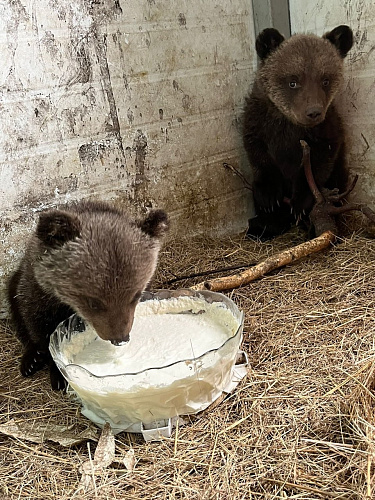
306,105,323,121
105,316,134,346
110,338,129,346
294,103,326,127
88,306,136,345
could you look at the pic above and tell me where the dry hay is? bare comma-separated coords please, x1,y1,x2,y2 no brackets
1,228,375,499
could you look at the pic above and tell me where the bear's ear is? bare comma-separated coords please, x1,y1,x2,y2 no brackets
323,25,353,58
37,210,81,247
139,209,169,238
256,28,285,60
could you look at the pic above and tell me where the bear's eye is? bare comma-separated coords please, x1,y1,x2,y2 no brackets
322,78,330,87
85,297,106,312
289,80,298,89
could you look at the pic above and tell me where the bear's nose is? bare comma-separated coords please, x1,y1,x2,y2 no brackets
110,339,129,346
306,106,323,120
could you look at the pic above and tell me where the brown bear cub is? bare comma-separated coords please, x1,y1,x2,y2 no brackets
8,201,169,390
243,25,353,240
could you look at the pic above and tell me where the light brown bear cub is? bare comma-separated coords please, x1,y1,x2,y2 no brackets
8,200,169,390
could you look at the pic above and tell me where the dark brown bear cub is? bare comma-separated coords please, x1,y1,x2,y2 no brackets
8,201,169,390
243,25,353,240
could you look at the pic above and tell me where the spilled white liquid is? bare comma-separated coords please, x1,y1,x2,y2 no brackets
62,296,240,376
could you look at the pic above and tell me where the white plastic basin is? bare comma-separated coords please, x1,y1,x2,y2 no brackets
49,289,244,434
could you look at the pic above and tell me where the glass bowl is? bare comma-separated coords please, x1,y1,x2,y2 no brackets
49,289,244,433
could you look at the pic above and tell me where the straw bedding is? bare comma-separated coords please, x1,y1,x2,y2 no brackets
0,228,374,499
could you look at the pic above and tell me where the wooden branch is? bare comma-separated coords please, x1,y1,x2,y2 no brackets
300,140,324,204
191,230,336,292
300,140,375,235
330,174,358,202
331,202,375,223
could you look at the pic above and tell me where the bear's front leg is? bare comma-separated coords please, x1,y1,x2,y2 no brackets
291,171,316,218
20,344,48,377
253,165,286,213
243,127,287,213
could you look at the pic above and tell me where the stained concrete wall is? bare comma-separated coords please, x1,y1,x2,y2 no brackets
289,0,375,207
0,0,256,315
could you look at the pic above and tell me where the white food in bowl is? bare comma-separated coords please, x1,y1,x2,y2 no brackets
62,296,240,376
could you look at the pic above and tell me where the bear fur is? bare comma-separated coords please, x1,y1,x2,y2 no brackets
7,200,169,390
243,25,353,239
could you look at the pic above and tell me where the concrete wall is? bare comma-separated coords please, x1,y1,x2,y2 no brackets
0,0,256,315
289,0,375,207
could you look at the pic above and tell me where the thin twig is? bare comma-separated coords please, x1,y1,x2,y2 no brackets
223,162,253,190
163,263,253,285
